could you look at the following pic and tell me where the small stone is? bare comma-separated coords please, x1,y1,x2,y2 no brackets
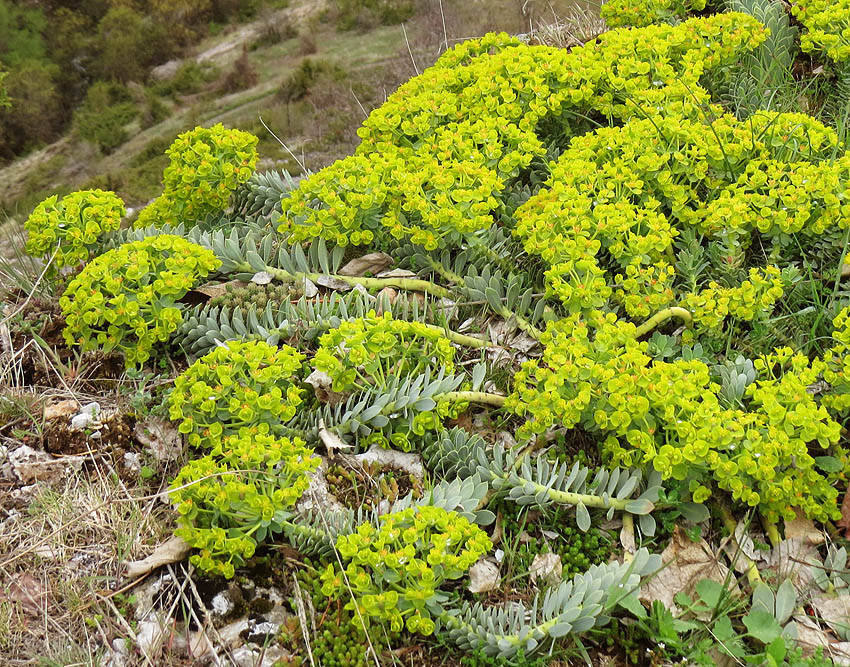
123,452,141,473
71,413,96,430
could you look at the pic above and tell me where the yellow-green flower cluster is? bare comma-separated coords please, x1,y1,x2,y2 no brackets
59,235,220,368
700,157,850,236
682,267,786,334
314,311,456,393
507,314,846,523
278,15,765,249
600,0,706,28
792,0,850,63
319,506,491,636
279,120,516,249
25,189,125,269
170,432,319,578
515,111,844,317
136,123,259,228
168,340,305,449
823,305,850,414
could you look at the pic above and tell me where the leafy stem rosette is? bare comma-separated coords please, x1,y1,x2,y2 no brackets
319,505,492,635
25,189,125,270
313,310,457,393
168,340,305,448
59,235,220,368
170,432,320,578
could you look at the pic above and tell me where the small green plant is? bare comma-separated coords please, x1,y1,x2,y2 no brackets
167,339,305,448
135,123,259,228
319,505,492,635
170,432,320,578
24,189,125,270
59,235,220,368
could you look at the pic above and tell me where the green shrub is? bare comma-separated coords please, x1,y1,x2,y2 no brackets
59,234,220,368
24,189,125,269
72,81,138,153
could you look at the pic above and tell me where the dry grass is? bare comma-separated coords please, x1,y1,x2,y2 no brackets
0,452,173,665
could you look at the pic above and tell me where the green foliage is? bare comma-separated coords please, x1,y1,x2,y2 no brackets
793,0,850,64
330,0,415,31
277,59,345,103
0,59,62,159
507,309,846,523
723,0,798,118
0,1,46,66
92,6,171,83
72,81,139,153
600,0,706,28
24,189,125,269
445,548,661,659
170,432,319,578
319,505,492,635
167,339,305,448
135,123,259,228
59,235,220,368
500,506,613,581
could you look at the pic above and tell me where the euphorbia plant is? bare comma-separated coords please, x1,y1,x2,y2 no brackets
168,339,305,448
170,432,320,578
135,123,259,228
59,234,220,368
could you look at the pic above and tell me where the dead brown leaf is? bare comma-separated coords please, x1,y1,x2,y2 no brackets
639,525,739,615
0,573,49,617
338,252,393,277
124,536,191,579
42,399,79,421
793,613,850,664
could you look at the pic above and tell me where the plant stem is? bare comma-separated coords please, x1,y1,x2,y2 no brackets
634,306,693,338
495,305,543,340
441,391,506,407
521,480,634,510
421,324,496,349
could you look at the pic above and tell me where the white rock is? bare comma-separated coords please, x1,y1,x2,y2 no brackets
135,612,169,660
123,452,141,474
